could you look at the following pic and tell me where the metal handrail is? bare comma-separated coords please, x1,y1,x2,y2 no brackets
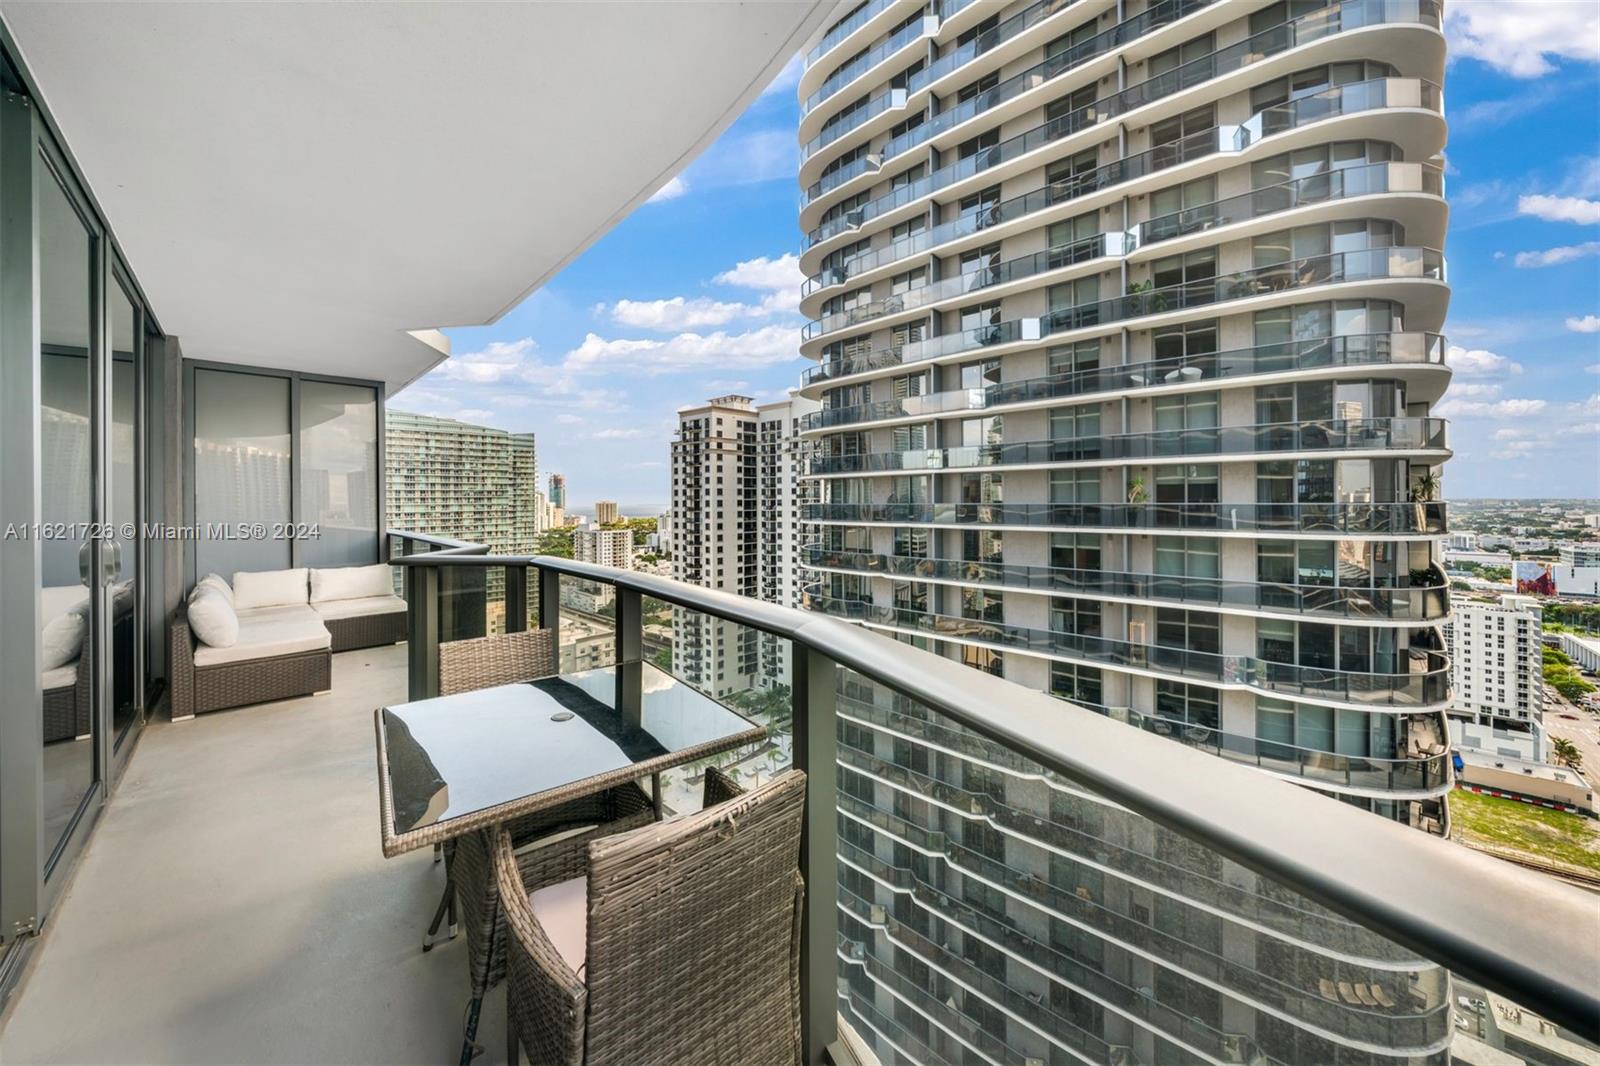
386,535,1600,1040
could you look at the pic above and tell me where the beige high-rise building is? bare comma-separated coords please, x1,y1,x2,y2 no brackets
594,500,620,525
574,526,634,570
671,393,817,697
794,1,1453,1061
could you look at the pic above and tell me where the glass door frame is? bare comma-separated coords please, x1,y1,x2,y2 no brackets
0,89,154,960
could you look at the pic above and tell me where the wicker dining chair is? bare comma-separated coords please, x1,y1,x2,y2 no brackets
426,629,655,997
497,767,807,1066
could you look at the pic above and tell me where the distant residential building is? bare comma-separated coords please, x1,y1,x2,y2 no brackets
1445,532,1479,551
548,472,566,510
594,500,620,525
670,393,817,697
574,527,633,570
655,511,672,556
1553,631,1600,674
1444,594,1545,761
1560,543,1600,568
1583,514,1600,529
386,409,536,556
532,489,550,533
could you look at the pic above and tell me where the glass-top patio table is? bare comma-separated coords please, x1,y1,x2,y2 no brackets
374,660,767,1064
374,660,766,857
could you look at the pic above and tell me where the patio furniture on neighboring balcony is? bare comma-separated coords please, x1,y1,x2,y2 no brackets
496,767,807,1066
170,564,406,719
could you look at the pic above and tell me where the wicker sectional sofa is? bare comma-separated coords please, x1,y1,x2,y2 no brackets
171,563,407,720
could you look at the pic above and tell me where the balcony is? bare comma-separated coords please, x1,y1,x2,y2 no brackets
804,593,1452,707
803,0,1438,202
803,499,1450,536
801,545,1452,622
3,539,1593,1065
807,416,1450,476
805,73,1442,251
802,246,1446,386
800,331,1446,431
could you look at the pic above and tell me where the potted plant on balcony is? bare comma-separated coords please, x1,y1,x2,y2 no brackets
1127,477,1148,504
1409,469,1440,503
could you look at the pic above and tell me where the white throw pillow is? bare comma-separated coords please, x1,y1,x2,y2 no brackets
195,572,234,606
41,606,87,670
187,587,239,648
310,563,396,603
232,567,309,610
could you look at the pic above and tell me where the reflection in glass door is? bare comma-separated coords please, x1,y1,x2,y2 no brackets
38,155,100,870
110,279,142,752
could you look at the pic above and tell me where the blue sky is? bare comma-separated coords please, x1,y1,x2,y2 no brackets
398,3,1600,512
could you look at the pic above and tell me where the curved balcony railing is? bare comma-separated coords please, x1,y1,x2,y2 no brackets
837,694,1435,959
802,499,1449,535
806,72,1440,248
804,0,898,74
800,333,1445,431
387,540,1600,1051
801,545,1452,622
837,814,1451,1051
807,417,1449,475
804,160,1441,342
806,593,1452,707
803,9,931,117
804,246,1445,386
804,231,1121,341
806,0,1437,202
1129,711,1452,793
1139,160,1444,246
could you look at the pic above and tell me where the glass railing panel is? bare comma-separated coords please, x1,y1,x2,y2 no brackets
804,12,932,117
831,667,1453,1066
805,0,897,74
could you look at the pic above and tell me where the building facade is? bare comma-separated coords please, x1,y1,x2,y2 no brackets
385,411,538,560
794,1,1453,1062
1444,594,1544,761
574,527,635,570
548,472,566,510
594,500,620,525
671,394,818,696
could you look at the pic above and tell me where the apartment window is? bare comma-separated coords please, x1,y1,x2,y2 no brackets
955,70,998,104
894,527,930,557
1151,248,1217,291
1051,662,1104,705
959,301,1001,333
1046,15,1100,62
1051,533,1101,570
299,380,381,567
1154,465,1218,506
1053,599,1101,637
1155,536,1219,579
955,128,999,161
1048,209,1099,251
1050,403,1101,441
1151,319,1218,365
192,368,293,577
1048,340,1101,376
1156,608,1220,654
961,646,1003,676
959,415,1002,448
1147,32,1215,91
1147,175,1217,236
1045,83,1095,125
1153,391,1219,433
1155,679,1220,729
958,358,1001,390
963,528,1003,564
956,13,998,47
960,472,1003,505
1149,104,1215,160
958,242,1001,277
957,184,1001,220
962,588,1003,623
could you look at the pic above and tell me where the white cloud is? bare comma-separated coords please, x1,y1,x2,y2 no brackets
607,296,760,330
681,127,796,190
1576,394,1600,417
715,253,804,292
647,176,689,203
1519,194,1600,224
1513,241,1600,268
1587,363,1600,374
1446,345,1524,377
1493,428,1524,441
1566,315,1600,333
701,379,751,391
453,409,497,425
1445,1,1600,77
590,428,644,440
435,338,537,384
1435,397,1547,419
1447,382,1505,400
563,325,801,376
555,413,585,426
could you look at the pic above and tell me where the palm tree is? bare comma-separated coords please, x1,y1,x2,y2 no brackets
1410,469,1440,503
1550,737,1583,772
1127,477,1148,504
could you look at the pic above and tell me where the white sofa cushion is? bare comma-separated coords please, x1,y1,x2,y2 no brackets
192,604,331,667
42,663,78,691
196,572,234,606
187,587,240,648
311,593,407,621
310,564,396,604
41,584,89,621
41,607,87,670
232,567,309,610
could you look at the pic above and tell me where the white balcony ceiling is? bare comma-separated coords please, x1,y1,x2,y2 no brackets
1,1,833,390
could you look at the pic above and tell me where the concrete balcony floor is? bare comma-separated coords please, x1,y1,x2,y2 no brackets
1,644,510,1064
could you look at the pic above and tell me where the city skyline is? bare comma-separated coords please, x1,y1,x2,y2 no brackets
397,3,1599,504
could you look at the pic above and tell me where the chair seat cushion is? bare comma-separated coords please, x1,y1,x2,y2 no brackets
310,593,407,621
193,604,330,667
529,875,588,978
